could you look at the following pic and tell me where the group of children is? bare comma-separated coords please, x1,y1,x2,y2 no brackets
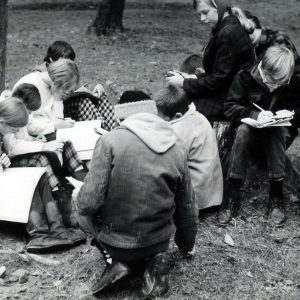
1,0,300,297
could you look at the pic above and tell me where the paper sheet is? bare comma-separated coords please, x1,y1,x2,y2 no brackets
0,167,46,223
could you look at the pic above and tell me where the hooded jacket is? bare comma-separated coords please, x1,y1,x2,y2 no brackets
183,0,255,120
77,113,198,251
170,103,223,210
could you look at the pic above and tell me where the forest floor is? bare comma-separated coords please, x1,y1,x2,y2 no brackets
1,0,300,299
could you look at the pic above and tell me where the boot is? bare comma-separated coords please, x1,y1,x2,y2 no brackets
267,197,285,226
218,194,241,225
91,261,131,294
52,188,76,228
26,210,73,254
140,253,170,299
45,201,87,246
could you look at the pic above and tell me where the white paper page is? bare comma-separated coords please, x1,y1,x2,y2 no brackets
0,167,46,223
56,120,101,156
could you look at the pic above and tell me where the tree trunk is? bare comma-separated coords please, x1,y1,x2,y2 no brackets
0,0,8,91
89,0,126,36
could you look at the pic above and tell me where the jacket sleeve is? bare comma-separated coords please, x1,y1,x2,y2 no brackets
173,161,198,252
3,128,44,157
225,73,259,124
27,114,55,136
76,136,112,216
183,27,239,96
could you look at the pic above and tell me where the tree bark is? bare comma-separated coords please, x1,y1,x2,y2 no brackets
89,0,126,36
0,0,8,91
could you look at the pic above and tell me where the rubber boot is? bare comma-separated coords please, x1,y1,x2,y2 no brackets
45,201,87,246
52,188,76,228
26,210,73,253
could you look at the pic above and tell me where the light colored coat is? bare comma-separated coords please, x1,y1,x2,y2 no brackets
170,103,223,210
13,72,64,135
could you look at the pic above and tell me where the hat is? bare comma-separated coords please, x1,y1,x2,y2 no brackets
114,100,158,120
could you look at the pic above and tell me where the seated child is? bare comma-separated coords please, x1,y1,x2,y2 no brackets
0,97,86,253
3,83,87,227
155,85,223,211
34,40,117,131
220,45,296,226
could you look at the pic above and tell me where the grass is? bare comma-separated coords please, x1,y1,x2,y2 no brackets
1,0,300,299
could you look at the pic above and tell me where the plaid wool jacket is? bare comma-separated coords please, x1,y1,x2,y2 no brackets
183,15,256,121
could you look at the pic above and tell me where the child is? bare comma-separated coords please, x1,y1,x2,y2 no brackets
14,59,80,136
166,0,255,121
76,97,197,297
220,46,296,226
155,85,223,212
33,40,117,131
4,83,87,227
0,97,85,253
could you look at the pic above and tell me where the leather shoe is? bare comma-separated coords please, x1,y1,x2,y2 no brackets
91,261,131,294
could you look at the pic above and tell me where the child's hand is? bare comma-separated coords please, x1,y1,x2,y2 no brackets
35,135,47,142
93,84,105,98
257,111,274,123
166,71,184,88
42,141,64,152
55,118,75,129
0,153,11,169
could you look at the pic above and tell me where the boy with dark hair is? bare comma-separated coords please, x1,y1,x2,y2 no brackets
76,97,198,298
155,85,223,211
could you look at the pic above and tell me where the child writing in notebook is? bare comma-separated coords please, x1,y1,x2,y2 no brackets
3,83,87,228
220,45,296,226
0,97,86,253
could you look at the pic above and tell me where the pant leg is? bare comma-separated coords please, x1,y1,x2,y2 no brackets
261,127,290,179
62,140,83,175
228,124,256,180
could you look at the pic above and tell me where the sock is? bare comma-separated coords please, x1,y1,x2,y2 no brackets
269,178,283,199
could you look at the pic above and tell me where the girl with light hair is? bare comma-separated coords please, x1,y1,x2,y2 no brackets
220,46,297,226
0,97,85,253
167,0,255,122
13,58,80,137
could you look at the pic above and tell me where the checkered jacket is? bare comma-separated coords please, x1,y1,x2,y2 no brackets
183,15,256,121
64,93,117,132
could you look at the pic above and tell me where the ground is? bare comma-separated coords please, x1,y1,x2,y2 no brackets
1,0,300,299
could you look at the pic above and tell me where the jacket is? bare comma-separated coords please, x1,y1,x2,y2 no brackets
170,103,223,210
183,13,255,120
77,113,198,251
224,63,300,139
13,72,64,135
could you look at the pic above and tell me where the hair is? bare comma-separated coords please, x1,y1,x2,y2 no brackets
154,85,189,119
193,0,217,10
48,59,80,92
180,54,202,74
12,83,41,111
0,97,29,128
44,41,76,64
231,7,257,34
119,90,151,104
261,46,295,84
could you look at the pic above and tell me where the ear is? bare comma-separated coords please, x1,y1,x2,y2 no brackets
173,112,183,120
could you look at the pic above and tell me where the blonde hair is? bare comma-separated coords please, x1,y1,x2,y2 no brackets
0,97,28,128
231,7,256,33
261,46,295,83
48,58,80,92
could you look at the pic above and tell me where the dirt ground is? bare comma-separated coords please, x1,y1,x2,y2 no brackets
1,0,300,299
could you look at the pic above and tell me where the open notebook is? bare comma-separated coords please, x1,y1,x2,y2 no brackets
0,167,46,223
56,120,107,160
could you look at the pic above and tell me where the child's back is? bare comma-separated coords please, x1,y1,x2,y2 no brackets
170,103,223,210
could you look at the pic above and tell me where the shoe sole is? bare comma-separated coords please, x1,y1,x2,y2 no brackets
91,269,131,294
26,242,73,254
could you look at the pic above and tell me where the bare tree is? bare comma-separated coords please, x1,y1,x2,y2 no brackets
88,0,126,36
0,0,8,91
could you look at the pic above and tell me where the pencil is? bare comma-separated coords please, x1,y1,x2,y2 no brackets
253,103,265,111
